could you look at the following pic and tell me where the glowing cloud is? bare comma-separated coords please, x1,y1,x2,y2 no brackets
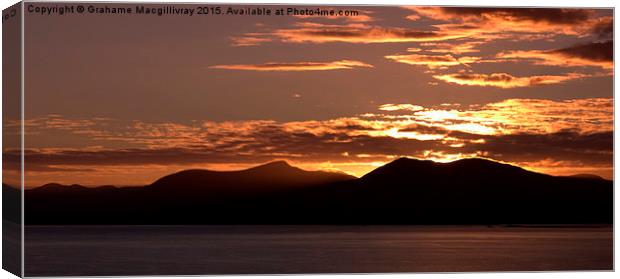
408,7,591,23
406,7,597,36
419,41,483,54
385,53,480,68
378,104,424,112
232,22,468,45
433,72,589,88
210,60,373,71
230,35,272,47
497,41,613,69
12,97,613,184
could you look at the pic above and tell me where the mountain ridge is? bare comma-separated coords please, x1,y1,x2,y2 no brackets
22,158,611,190
18,158,613,225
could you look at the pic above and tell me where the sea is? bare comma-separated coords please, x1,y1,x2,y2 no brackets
24,225,613,276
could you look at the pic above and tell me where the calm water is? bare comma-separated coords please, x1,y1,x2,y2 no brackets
24,225,613,276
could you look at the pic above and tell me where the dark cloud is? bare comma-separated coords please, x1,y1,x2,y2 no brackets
552,40,613,62
397,124,449,135
11,128,612,175
303,28,441,39
438,8,592,24
461,131,613,165
592,18,613,40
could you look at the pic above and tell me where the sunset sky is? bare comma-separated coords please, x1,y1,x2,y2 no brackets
5,4,613,186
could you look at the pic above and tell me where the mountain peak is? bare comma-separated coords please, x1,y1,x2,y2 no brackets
147,160,354,194
257,160,293,168
245,160,305,173
383,157,522,170
387,157,433,166
362,157,534,181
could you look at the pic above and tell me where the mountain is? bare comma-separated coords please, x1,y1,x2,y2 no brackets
148,161,355,198
349,158,612,224
21,158,612,225
23,161,355,224
566,174,606,180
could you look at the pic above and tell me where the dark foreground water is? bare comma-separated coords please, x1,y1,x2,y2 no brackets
24,225,612,276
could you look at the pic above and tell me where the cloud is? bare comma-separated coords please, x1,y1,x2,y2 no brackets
409,7,592,25
230,34,272,47
406,7,598,36
230,8,610,48
231,22,468,45
460,131,612,169
591,17,613,40
402,7,613,52
385,53,480,69
210,60,373,71
554,40,614,62
228,11,387,46
497,41,613,69
418,41,483,54
426,98,613,135
16,98,613,162
378,104,424,112
433,72,589,88
15,98,612,182
12,130,610,170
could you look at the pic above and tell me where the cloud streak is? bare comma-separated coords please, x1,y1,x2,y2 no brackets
406,7,600,36
378,104,424,112
385,53,480,69
497,41,613,69
409,7,592,24
210,59,373,71
232,22,468,45
433,72,589,88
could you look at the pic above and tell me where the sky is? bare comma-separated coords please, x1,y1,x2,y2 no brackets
5,4,613,186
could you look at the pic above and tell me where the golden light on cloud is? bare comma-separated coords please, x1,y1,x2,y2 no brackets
378,104,424,111
420,41,483,54
497,41,613,70
230,35,272,47
385,54,480,69
13,98,613,185
372,98,612,136
456,98,613,134
433,72,589,88
210,60,373,71
405,7,598,36
370,127,445,141
234,22,468,45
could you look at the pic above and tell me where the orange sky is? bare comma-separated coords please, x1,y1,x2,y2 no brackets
3,5,613,186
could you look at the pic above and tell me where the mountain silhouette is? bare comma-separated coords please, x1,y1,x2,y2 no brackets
21,158,612,225
149,161,355,199
346,158,612,224
362,157,533,180
566,174,606,180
